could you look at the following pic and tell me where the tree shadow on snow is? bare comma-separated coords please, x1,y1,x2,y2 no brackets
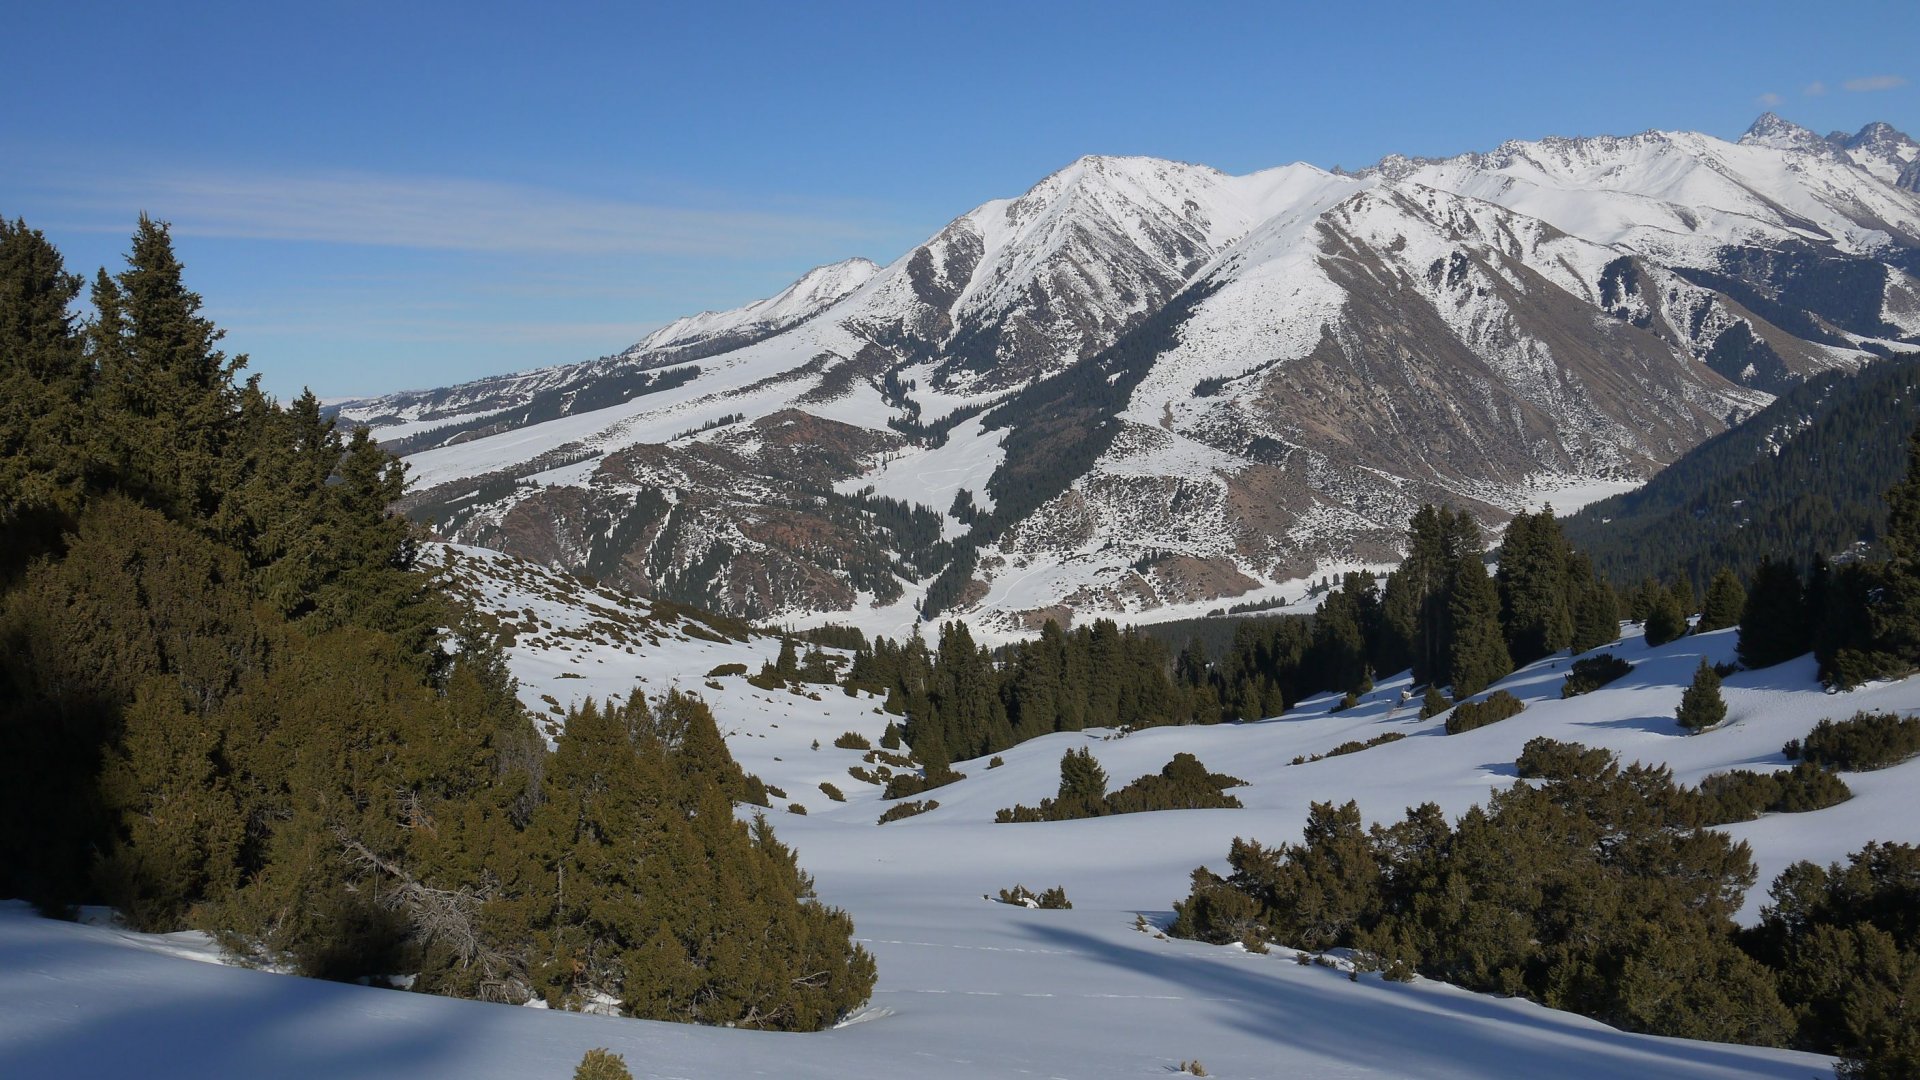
1012,922,1823,1079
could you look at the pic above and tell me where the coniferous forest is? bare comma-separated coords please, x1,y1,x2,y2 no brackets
0,217,874,1027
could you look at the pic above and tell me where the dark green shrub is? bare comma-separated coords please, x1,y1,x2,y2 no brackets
1421,686,1451,719
818,782,846,803
882,766,964,800
704,662,748,678
1293,731,1407,765
1444,691,1525,734
741,773,771,808
1697,763,1851,825
786,803,807,815
1515,737,1615,780
574,1048,634,1080
997,752,1244,822
1785,712,1920,771
1560,653,1630,698
875,800,936,824
833,731,871,750
998,884,1071,909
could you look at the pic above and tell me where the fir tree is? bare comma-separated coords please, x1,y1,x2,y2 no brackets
1495,508,1573,665
1447,553,1511,698
98,216,244,521
1643,583,1688,647
1567,553,1621,654
1737,558,1811,668
1054,748,1110,819
1695,568,1746,634
0,217,89,541
1676,658,1727,733
1868,422,1920,674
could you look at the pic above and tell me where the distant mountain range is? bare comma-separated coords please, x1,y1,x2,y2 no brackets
336,114,1920,636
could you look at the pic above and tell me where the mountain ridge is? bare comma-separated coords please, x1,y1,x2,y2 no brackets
337,115,1920,636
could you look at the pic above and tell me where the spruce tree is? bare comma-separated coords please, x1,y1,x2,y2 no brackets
1676,658,1727,733
1495,509,1573,665
1310,578,1370,693
1737,558,1811,668
1644,583,1688,647
1870,422,1920,672
1567,553,1620,654
99,216,244,521
0,217,89,538
1696,568,1746,634
1055,748,1109,819
1448,557,1511,697
1383,505,1452,686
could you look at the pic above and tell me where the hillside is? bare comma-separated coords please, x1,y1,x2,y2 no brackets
331,115,1920,637
1563,355,1920,587
10,538,1920,1077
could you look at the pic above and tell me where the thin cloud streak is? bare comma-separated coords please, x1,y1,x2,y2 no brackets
1843,74,1907,92
32,167,901,258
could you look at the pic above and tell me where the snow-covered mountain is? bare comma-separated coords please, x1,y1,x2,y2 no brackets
336,116,1920,635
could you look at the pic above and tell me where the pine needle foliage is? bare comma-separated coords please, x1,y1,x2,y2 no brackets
0,219,874,1030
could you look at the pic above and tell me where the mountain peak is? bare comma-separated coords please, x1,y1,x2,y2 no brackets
1739,112,1828,151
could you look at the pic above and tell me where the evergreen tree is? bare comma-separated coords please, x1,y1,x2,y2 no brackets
1495,508,1573,665
1309,576,1371,693
0,217,89,543
1868,422,1920,674
98,216,244,521
1054,748,1110,819
1676,658,1727,733
1447,554,1512,698
1643,583,1688,647
1567,553,1620,654
1737,558,1811,668
1382,505,1453,686
1695,568,1746,634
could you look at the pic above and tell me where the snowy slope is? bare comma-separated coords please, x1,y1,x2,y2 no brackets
14,544,1920,1078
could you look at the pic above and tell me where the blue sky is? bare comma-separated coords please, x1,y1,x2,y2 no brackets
4,0,1916,400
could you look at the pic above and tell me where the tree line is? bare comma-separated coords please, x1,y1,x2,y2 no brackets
0,216,873,1027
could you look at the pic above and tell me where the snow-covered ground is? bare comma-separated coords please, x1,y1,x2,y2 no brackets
11,544,1919,1078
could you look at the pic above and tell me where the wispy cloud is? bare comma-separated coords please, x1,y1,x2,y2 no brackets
1756,92,1785,107
1843,74,1908,92
1803,81,1828,96
23,166,898,258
